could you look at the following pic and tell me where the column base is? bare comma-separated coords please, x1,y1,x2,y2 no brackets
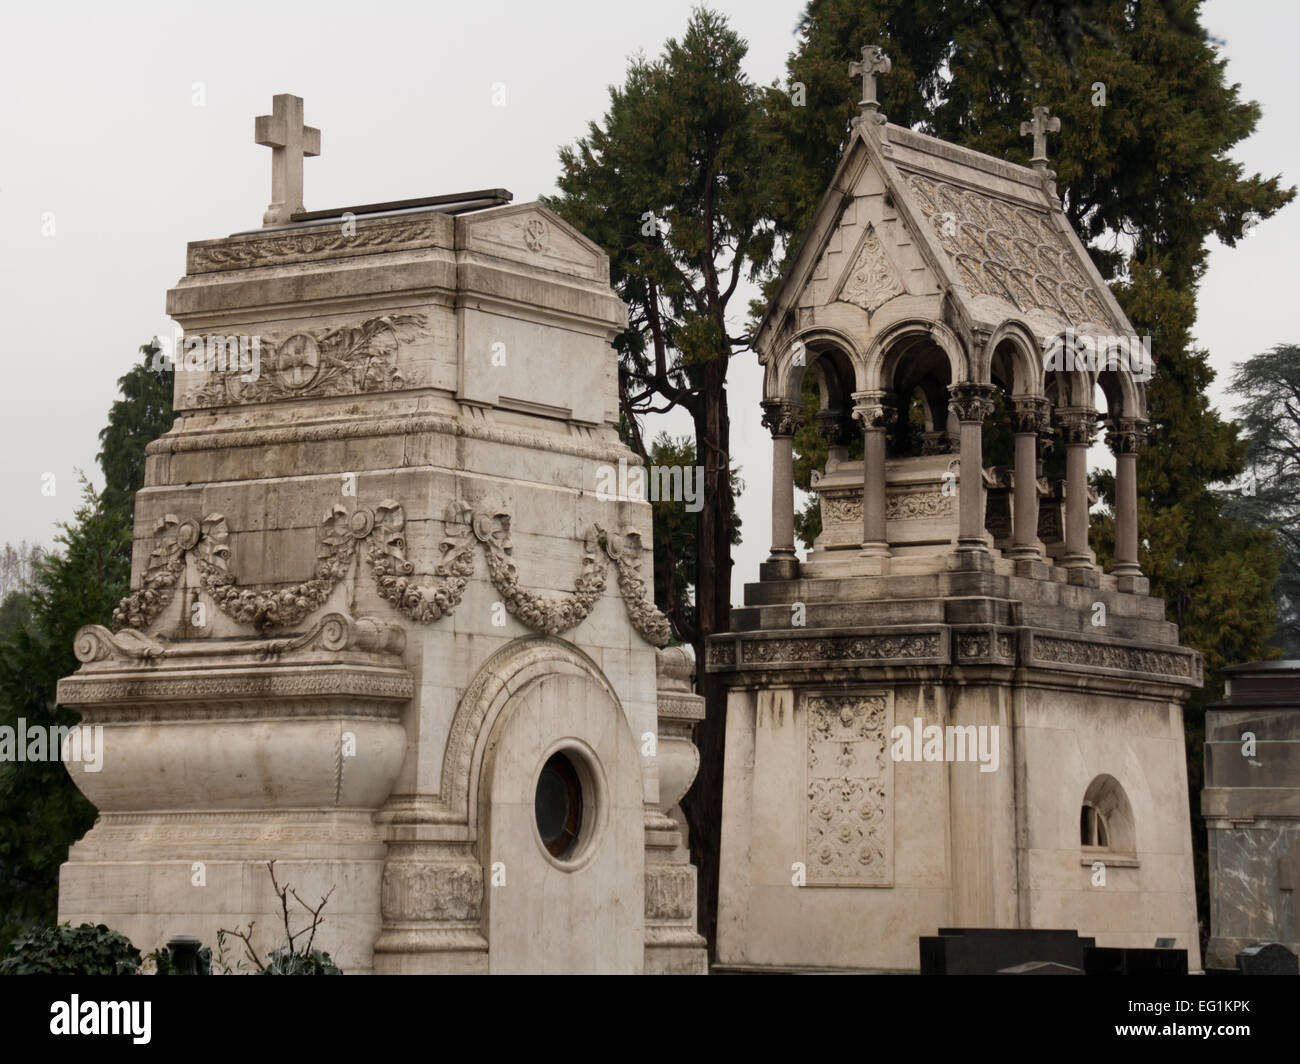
857,542,891,574
1065,566,1102,588
948,549,993,573
1012,558,1053,581
1115,573,1149,595
760,557,800,581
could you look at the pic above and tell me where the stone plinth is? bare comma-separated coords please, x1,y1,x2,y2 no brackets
710,564,1202,973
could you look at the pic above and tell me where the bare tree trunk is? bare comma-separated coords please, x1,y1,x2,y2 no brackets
682,358,733,960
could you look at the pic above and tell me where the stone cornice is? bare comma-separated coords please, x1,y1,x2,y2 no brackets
145,411,632,465
706,625,1202,688
57,664,414,710
186,212,455,275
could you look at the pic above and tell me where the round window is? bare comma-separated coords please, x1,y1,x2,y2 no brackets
535,751,584,860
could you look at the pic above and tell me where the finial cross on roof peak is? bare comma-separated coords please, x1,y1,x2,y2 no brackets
1020,105,1061,170
255,94,320,227
848,45,891,117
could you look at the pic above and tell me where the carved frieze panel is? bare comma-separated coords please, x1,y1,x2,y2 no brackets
188,217,446,274
740,632,944,666
1030,634,1198,681
819,487,953,526
180,314,427,409
381,860,483,922
804,692,893,886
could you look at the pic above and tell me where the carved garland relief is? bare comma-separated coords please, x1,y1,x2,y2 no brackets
113,501,671,646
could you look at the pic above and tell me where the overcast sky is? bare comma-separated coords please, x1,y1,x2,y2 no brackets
0,0,1294,602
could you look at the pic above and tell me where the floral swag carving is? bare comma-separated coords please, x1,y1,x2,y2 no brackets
112,501,671,646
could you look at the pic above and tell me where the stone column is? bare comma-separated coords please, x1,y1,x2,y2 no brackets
1056,408,1098,572
1106,417,1149,589
1009,397,1051,559
760,399,805,581
851,391,895,564
947,383,997,552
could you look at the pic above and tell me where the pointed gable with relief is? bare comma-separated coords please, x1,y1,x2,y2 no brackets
755,111,1134,372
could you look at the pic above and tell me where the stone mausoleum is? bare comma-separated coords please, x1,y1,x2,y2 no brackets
708,49,1203,972
1203,660,1300,968
56,95,706,974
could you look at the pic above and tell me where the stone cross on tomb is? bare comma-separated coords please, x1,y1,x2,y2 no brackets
848,45,891,116
255,94,320,226
1020,105,1061,170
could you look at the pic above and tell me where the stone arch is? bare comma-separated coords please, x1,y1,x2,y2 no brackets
763,325,865,405
442,635,624,826
1041,330,1093,409
1080,773,1136,855
867,318,968,393
1095,366,1147,421
983,320,1045,399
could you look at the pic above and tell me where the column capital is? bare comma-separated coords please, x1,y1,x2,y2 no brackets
1055,406,1099,446
1010,396,1052,435
947,382,997,423
1104,417,1150,456
851,390,897,430
815,408,857,447
760,399,806,438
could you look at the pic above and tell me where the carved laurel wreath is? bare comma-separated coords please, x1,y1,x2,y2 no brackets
112,501,671,646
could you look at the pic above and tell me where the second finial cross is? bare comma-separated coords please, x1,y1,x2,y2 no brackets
1020,105,1060,169
848,45,891,117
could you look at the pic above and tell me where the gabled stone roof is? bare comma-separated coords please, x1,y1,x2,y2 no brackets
757,116,1134,363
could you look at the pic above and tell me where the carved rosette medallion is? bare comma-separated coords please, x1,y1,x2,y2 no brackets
805,693,892,886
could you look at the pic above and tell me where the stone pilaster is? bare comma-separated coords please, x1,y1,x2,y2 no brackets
645,646,708,974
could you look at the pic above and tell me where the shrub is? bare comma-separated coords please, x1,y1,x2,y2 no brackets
0,923,141,975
